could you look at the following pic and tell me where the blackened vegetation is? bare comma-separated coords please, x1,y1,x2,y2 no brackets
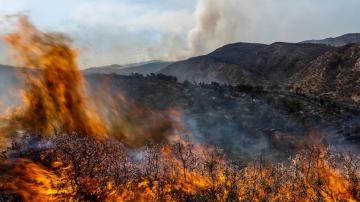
86,73,360,160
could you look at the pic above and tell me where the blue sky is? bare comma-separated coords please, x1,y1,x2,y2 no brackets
1,0,360,68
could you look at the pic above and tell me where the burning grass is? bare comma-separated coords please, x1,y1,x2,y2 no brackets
0,16,359,202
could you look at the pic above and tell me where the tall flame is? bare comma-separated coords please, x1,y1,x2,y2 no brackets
4,15,105,137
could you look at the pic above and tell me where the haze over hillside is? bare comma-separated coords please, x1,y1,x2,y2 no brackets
83,60,172,75
1,65,359,159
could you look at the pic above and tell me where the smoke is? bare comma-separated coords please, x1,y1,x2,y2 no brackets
147,0,245,60
188,0,239,55
145,32,189,62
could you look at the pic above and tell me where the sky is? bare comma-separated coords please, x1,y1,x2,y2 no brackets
0,0,360,68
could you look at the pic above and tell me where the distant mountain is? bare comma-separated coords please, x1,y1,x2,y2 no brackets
83,64,123,74
160,42,331,86
290,43,360,104
301,33,360,47
83,60,172,75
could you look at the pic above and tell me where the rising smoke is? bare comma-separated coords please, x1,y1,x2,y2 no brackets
147,0,245,60
188,0,239,55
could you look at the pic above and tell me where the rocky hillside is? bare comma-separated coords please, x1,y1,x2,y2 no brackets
159,35,360,104
160,42,331,86
290,43,360,104
301,33,360,47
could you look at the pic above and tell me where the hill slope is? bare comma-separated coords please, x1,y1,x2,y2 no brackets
290,43,360,104
86,74,360,159
160,42,331,85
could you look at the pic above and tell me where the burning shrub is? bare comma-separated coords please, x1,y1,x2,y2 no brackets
0,133,359,201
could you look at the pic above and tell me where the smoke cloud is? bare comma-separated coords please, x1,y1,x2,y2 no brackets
188,0,239,55
145,32,189,61
147,0,246,60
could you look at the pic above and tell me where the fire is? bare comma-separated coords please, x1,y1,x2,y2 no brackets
92,90,184,148
3,15,105,137
0,159,70,202
0,16,359,202
236,146,358,201
0,134,359,201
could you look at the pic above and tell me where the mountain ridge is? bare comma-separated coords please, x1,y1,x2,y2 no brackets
83,60,172,75
160,42,332,86
301,33,360,47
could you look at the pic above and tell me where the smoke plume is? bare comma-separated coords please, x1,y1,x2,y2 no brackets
148,0,244,60
188,0,238,55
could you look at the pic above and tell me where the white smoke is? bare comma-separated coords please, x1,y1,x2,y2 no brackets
147,0,246,60
145,32,190,61
188,0,241,55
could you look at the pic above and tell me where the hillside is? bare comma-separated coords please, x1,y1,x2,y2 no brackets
290,43,360,104
160,42,332,86
86,74,360,159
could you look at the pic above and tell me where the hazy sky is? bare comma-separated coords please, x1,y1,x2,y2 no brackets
0,0,360,68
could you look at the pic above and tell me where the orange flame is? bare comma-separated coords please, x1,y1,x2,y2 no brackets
0,159,71,202
3,15,105,137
